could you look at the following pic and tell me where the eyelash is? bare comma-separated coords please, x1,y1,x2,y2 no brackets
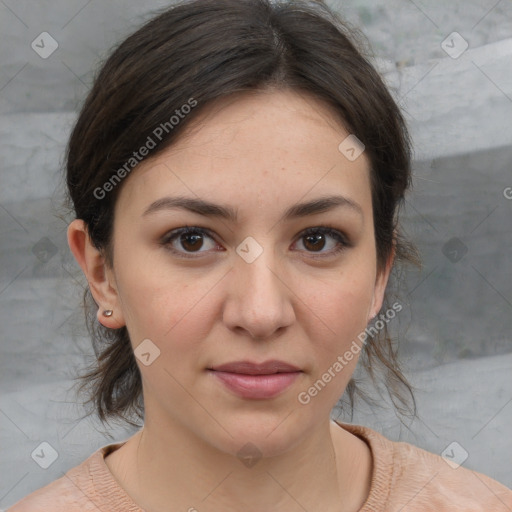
160,225,350,260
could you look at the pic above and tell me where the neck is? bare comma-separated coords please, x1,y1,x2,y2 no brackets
106,416,372,512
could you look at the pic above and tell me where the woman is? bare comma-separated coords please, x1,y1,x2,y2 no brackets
9,0,511,510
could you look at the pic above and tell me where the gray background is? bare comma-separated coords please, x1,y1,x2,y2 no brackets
1,0,511,508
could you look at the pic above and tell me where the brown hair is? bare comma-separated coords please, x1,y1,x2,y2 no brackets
66,0,420,428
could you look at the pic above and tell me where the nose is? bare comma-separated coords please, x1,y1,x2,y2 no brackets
222,243,295,340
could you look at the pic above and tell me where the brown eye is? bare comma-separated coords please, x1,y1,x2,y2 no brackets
303,232,327,251
180,232,204,252
161,227,220,258
294,227,349,257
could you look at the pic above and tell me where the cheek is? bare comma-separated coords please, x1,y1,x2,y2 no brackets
114,248,219,361
311,261,376,329
302,262,376,368
296,272,375,409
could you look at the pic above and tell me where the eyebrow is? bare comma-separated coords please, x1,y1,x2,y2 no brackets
142,194,363,222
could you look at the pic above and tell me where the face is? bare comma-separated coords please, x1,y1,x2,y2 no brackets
86,89,391,456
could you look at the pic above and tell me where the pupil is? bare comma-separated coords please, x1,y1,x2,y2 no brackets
182,233,203,251
304,234,324,251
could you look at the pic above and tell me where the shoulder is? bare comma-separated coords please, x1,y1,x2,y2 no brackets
389,439,512,511
337,421,512,511
7,442,129,512
7,472,97,512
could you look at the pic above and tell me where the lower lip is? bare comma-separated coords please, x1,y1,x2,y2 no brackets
209,370,301,399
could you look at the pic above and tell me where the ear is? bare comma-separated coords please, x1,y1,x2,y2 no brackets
67,219,125,329
368,238,396,322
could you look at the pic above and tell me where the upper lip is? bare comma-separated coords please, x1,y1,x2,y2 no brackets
209,360,301,375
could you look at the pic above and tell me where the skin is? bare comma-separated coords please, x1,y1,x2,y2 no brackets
68,88,394,512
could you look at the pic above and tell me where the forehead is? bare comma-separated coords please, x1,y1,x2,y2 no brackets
116,89,372,223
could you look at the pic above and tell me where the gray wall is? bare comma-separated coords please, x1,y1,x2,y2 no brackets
1,0,511,507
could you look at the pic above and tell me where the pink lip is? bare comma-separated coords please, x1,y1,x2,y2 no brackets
208,360,302,399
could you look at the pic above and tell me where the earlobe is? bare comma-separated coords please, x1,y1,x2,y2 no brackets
67,219,125,329
95,307,123,329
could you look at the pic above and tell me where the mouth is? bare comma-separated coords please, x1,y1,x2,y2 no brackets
207,360,302,399
209,360,301,375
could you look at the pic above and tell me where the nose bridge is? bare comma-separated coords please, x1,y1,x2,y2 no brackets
224,235,294,338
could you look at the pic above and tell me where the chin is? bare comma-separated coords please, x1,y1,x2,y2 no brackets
199,408,314,459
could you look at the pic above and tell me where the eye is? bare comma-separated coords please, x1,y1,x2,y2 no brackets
293,227,349,257
160,226,221,258
161,225,350,259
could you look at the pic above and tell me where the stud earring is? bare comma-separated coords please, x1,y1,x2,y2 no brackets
103,309,113,317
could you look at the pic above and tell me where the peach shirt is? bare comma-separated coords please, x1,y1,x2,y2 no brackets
8,420,512,511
